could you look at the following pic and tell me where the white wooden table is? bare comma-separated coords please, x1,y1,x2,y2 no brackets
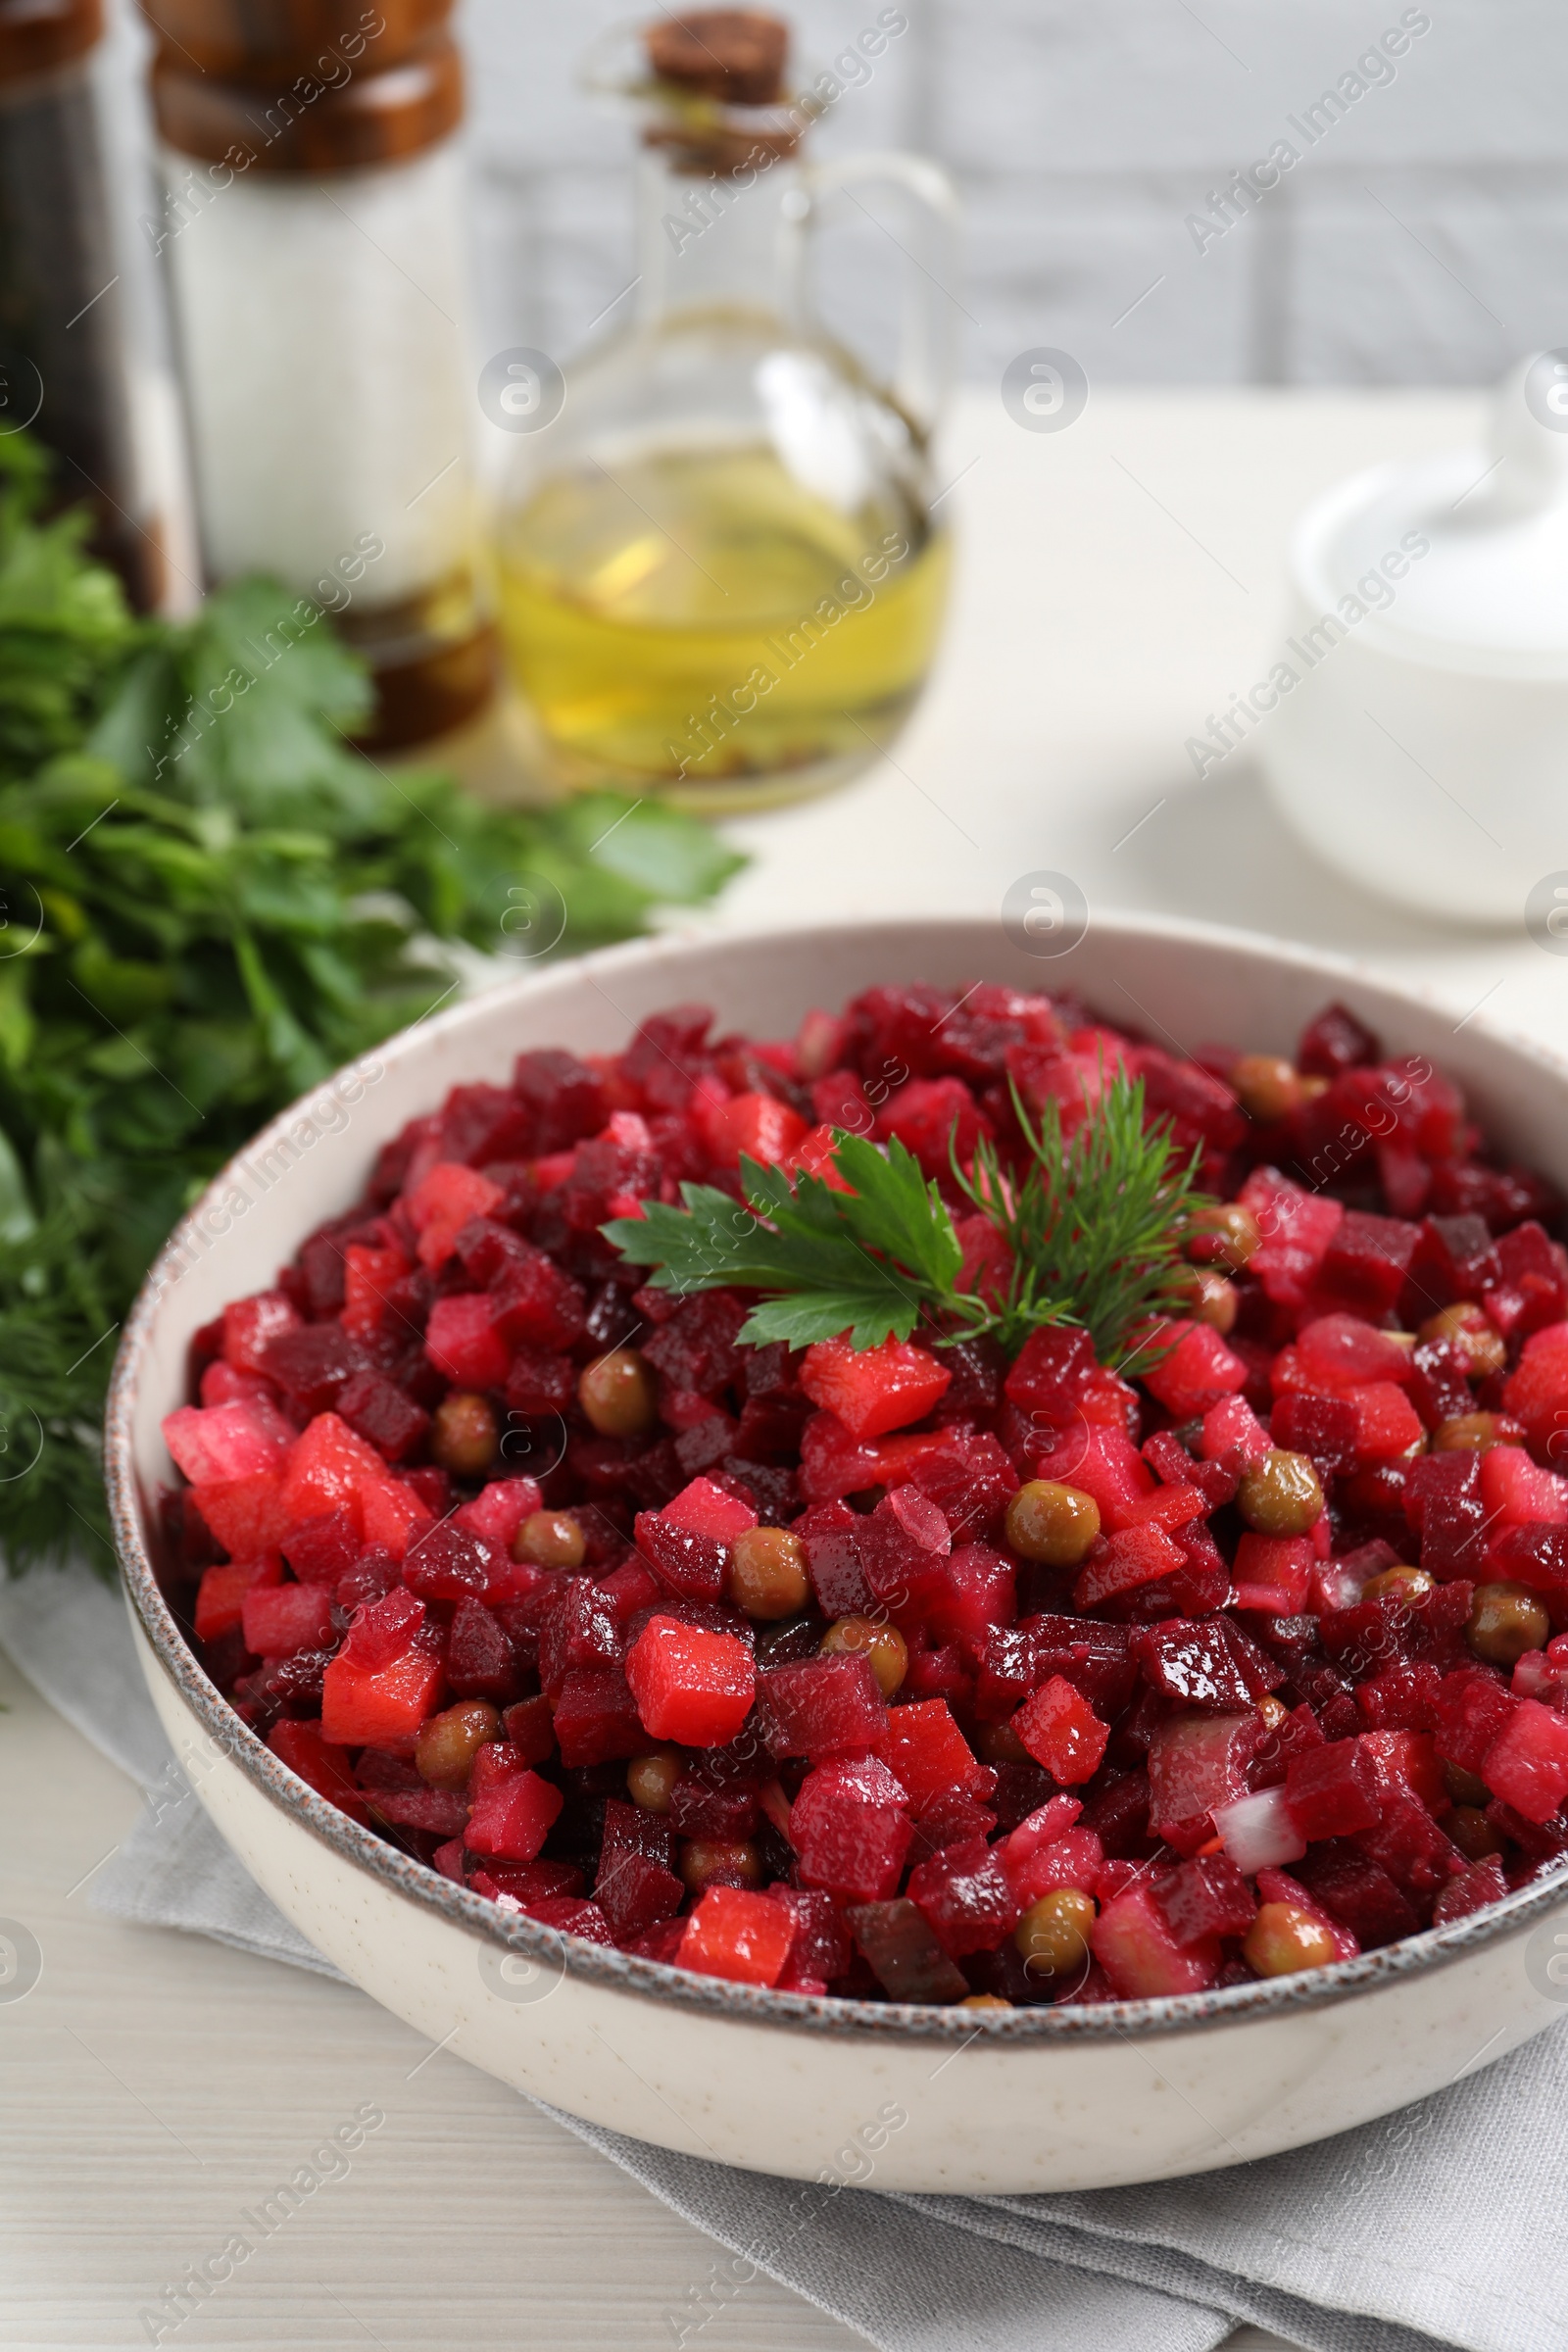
7,384,1537,2352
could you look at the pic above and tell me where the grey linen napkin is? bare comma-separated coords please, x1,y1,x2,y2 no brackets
3,1561,1559,2352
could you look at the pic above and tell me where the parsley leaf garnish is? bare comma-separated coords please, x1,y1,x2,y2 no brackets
605,1132,967,1348
605,1066,1211,1368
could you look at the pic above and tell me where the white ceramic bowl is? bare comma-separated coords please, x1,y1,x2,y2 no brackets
107,913,1568,2192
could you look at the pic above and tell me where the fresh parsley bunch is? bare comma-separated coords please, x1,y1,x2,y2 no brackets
0,436,743,1570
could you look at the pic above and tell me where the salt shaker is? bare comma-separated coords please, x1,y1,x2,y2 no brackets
142,0,494,746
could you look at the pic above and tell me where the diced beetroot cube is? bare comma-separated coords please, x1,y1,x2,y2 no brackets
515,1895,614,1943
1354,1660,1442,1732
1141,1322,1248,1418
1213,1784,1307,1873
193,1470,290,1559
790,1756,911,1902
633,1507,728,1601
844,1896,968,2001
280,1509,361,1587
906,1835,1020,1957
1132,1617,1281,1712
906,1429,1018,1544
258,1324,370,1421
1012,1673,1108,1784
468,1739,530,1798
1152,1852,1256,1945
858,1484,954,1610
341,1240,413,1341
221,1290,302,1376
1006,1826,1105,1907
1421,1490,1491,1583
278,1412,387,1532
1358,1728,1446,1813
1239,1167,1344,1306
595,1558,662,1622
661,1475,758,1542
320,1644,442,1748
466,1767,564,1862
1481,1446,1568,1529
505,1345,576,1416
668,1774,759,1840
406,1159,506,1270
1482,1696,1568,1823
1117,1483,1209,1537
1093,1881,1220,1997
1269,1392,1358,1476
194,1553,281,1643
267,1719,368,1822
1199,1393,1272,1466
755,1654,887,1760
423,1293,511,1391
873,1697,991,1811
1148,1711,1260,1855
1294,1846,1418,1949
445,1596,516,1702
701,1089,809,1171
438,1080,535,1167
334,1370,429,1464
368,1787,470,1838
1432,1855,1509,1925
340,1584,425,1670
1484,1221,1568,1344
1434,1667,1517,1776
1313,1210,1422,1319
1355,1791,1463,1909
404,1519,494,1602
1231,1533,1314,1615
771,1886,853,1987
678,1886,795,1986
1404,1339,1475,1434
1283,1738,1382,1838
903,1641,970,1707
1003,1324,1098,1424
1346,1382,1425,1463
1298,1001,1380,1075
336,1547,400,1613
358,1475,433,1562
923,1541,1018,1658
797,1500,872,1616
240,1579,335,1657
513,1047,606,1151
624,1614,755,1746
490,1246,587,1350
595,1847,684,1941
875,1073,994,1175
1073,1522,1185,1612
798,1335,952,1440
536,1578,622,1699
164,1400,292,1486
1487,1522,1568,1614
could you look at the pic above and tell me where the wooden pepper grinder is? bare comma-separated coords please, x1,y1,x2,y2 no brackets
0,0,164,604
141,0,495,748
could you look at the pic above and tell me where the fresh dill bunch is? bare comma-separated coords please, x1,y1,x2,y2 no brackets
952,1066,1212,1366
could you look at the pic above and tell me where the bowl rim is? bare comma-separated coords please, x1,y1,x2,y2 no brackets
106,907,1568,2046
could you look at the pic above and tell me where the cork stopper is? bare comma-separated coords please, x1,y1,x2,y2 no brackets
148,24,463,171
644,10,787,105
0,0,102,82
138,0,446,79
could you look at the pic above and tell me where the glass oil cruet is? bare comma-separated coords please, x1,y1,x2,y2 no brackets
491,6,957,812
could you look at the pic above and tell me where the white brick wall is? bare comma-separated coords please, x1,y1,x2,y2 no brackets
459,0,1568,391
107,0,1567,391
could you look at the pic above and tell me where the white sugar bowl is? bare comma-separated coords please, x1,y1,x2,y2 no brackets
1259,355,1568,925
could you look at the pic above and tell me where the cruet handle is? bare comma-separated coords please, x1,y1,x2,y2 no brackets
789,152,960,438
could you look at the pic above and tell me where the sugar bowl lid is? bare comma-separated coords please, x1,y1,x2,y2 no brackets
1289,353,1568,681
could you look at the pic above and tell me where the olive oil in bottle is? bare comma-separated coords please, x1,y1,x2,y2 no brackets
492,8,956,811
